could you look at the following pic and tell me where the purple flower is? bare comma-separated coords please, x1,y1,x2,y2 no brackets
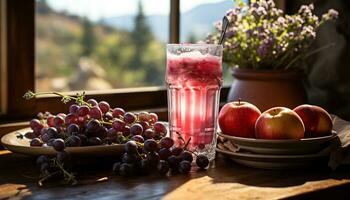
322,9,339,20
257,44,268,57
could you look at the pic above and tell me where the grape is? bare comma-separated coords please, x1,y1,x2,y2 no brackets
130,123,143,136
124,112,136,124
30,119,43,132
107,128,118,142
124,141,138,154
41,133,52,143
65,135,82,147
46,139,55,146
122,126,131,137
178,160,191,174
67,124,80,135
78,116,88,126
143,129,155,139
36,155,48,165
30,138,43,147
57,113,66,118
146,151,160,166
69,104,79,114
167,155,180,169
113,162,121,175
139,159,152,174
131,135,144,143
96,127,108,139
78,105,90,117
160,137,174,149
143,139,158,152
98,101,110,114
112,119,125,132
171,147,183,156
87,99,98,107
112,108,125,118
157,160,170,175
54,116,64,128
40,162,50,172
103,112,113,121
88,137,102,146
159,148,172,160
40,127,48,136
119,163,133,177
122,153,138,163
154,122,167,136
139,121,150,131
65,114,78,125
47,127,59,138
86,119,102,133
196,155,209,169
180,151,193,162
89,106,102,119
138,111,150,122
52,139,65,151
149,113,158,124
77,134,88,146
47,115,55,127
57,151,69,163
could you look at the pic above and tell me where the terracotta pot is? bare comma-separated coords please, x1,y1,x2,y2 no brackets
227,68,307,112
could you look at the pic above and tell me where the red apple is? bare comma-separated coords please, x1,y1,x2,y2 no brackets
293,104,333,138
218,100,261,138
255,107,305,139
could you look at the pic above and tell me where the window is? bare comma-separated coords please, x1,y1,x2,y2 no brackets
36,0,169,92
180,0,248,86
1,0,230,120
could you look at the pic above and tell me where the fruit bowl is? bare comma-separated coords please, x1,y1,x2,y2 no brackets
1,128,124,157
217,131,337,155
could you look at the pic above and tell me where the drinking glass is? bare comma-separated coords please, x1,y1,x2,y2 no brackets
166,44,223,161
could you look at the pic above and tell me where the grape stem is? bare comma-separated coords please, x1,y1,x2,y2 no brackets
24,91,90,107
53,158,77,185
38,171,60,187
24,90,113,125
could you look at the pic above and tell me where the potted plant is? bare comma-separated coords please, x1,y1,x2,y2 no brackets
207,0,338,111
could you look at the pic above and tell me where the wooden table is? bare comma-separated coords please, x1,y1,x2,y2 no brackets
1,116,350,200
0,149,350,200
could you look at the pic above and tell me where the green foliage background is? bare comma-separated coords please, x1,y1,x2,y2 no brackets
36,0,166,90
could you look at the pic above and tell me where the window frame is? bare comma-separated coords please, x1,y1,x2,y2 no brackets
0,0,230,122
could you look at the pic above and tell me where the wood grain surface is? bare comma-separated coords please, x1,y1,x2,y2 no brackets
0,150,350,200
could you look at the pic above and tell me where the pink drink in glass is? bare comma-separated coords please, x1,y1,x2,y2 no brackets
166,44,222,161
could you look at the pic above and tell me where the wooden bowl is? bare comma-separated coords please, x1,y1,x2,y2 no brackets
1,127,124,157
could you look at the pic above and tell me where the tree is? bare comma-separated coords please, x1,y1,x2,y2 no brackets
81,17,96,57
37,0,52,14
187,32,198,43
130,1,153,70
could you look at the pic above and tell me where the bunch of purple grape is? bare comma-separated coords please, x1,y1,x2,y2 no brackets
28,99,167,148
113,137,209,177
24,94,209,183
36,145,76,186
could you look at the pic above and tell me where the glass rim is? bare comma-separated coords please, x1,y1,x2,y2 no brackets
167,43,222,48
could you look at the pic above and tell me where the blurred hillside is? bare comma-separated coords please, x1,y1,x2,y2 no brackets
36,0,166,92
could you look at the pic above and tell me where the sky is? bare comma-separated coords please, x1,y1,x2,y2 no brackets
46,0,228,21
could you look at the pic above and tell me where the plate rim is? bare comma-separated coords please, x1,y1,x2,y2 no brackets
215,147,329,159
1,127,125,152
217,131,337,144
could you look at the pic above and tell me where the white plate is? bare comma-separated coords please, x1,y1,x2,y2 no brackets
217,131,337,155
216,148,329,170
1,128,125,157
